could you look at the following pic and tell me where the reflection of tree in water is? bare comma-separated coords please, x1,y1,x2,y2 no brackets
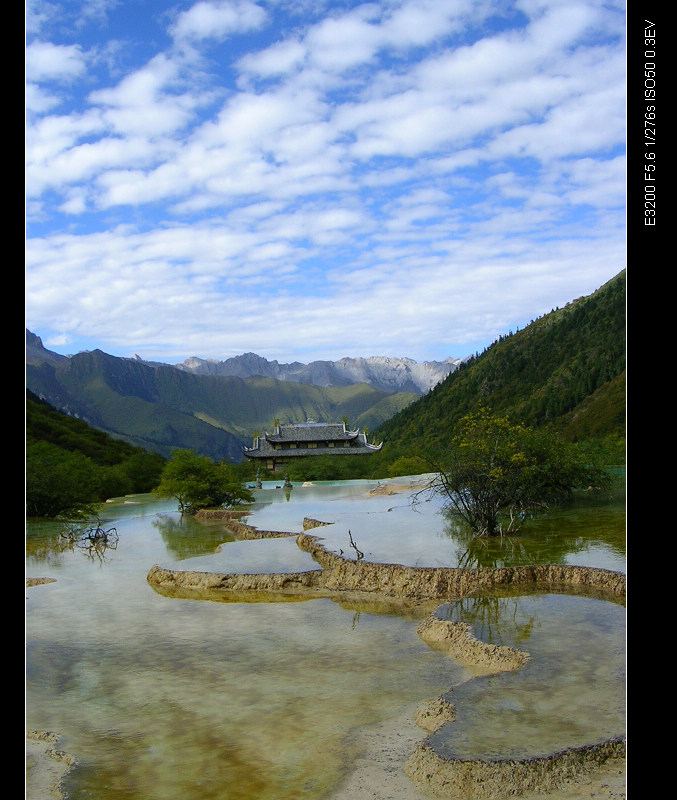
454,531,533,570
442,493,625,570
153,513,236,560
437,595,536,649
26,531,71,566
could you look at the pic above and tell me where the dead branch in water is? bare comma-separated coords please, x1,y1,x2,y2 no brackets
60,519,119,561
348,530,364,561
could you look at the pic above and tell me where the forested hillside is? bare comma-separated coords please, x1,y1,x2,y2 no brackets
374,270,626,465
26,391,166,518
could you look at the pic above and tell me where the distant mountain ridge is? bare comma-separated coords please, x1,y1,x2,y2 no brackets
26,330,68,367
25,333,421,461
27,330,461,395
174,353,463,394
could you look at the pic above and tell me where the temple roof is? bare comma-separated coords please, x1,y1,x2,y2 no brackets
264,422,358,443
242,421,382,460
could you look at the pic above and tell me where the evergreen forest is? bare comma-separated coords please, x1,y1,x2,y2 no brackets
373,270,626,469
26,391,166,518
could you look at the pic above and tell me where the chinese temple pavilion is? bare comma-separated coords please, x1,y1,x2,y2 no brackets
242,419,383,472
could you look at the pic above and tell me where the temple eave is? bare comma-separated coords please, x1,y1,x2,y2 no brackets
242,445,382,459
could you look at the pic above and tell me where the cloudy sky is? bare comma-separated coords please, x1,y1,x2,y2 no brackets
26,0,626,365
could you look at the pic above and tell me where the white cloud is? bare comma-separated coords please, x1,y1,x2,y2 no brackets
304,5,384,71
25,0,626,364
237,38,307,77
26,41,87,82
378,0,475,49
25,83,63,114
170,0,267,43
88,54,202,137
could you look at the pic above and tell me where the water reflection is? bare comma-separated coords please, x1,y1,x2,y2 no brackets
435,595,537,649
435,481,626,571
428,594,625,760
279,484,625,574
152,513,236,560
26,520,120,564
446,506,625,570
62,521,120,562
26,480,625,800
26,522,75,569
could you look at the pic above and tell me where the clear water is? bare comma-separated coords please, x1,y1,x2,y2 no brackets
429,594,625,760
26,478,625,799
226,477,625,573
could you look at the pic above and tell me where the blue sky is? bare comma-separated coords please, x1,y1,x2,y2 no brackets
26,0,626,365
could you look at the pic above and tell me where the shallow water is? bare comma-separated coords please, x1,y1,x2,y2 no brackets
429,594,625,759
26,479,625,799
230,477,625,573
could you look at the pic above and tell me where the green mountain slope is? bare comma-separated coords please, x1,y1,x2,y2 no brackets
26,349,407,462
374,270,626,464
353,392,419,432
26,390,166,516
26,390,159,467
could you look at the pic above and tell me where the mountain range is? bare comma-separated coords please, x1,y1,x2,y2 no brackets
26,269,625,467
26,332,453,461
27,330,460,394
172,352,462,395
